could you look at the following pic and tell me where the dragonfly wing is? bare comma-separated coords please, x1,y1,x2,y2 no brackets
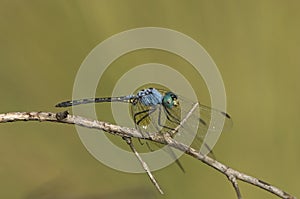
166,95,233,153
130,88,233,155
130,100,163,136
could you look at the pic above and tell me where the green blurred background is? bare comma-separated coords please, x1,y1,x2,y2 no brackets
0,1,299,198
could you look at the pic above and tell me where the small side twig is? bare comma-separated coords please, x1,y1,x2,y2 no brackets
227,171,242,199
123,137,164,194
0,111,297,199
171,102,199,135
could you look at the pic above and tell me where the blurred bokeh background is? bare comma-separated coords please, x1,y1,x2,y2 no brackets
0,1,299,198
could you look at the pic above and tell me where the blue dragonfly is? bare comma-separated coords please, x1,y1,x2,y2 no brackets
55,87,232,170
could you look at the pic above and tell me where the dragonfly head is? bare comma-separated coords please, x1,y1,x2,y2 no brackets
162,92,179,109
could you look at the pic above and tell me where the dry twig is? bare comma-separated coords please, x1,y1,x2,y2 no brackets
123,137,164,194
0,111,296,199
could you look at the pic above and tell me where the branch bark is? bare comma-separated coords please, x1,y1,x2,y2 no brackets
0,111,296,199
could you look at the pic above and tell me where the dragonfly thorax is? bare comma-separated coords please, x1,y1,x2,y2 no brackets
136,88,163,106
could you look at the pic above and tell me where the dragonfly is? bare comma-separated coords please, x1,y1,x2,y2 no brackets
55,87,232,165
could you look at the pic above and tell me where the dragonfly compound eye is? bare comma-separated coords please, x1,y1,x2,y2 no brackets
163,92,179,108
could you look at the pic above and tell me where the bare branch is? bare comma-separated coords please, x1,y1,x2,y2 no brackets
0,111,297,199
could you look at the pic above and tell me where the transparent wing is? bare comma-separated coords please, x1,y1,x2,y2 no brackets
130,100,186,172
130,89,232,154
130,100,173,136
167,94,232,153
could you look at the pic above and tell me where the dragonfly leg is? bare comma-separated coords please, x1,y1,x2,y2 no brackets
163,106,181,124
134,107,159,151
134,107,157,126
133,107,158,140
157,106,176,132
156,107,185,173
